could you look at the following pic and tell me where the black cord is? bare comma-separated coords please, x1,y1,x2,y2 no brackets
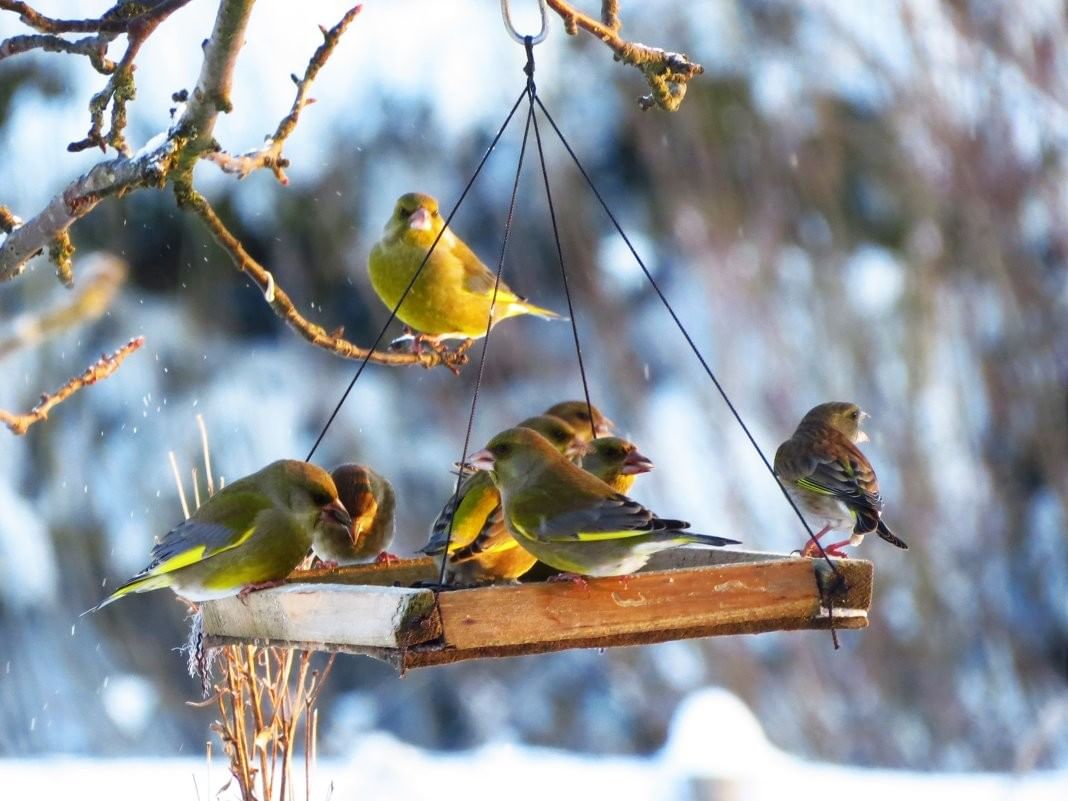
437,102,536,586
304,87,528,463
533,95,843,584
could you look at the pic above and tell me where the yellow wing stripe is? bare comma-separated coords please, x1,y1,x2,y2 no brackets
148,525,257,576
796,477,833,496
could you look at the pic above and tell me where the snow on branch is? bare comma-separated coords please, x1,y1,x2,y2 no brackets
0,335,145,435
546,0,703,111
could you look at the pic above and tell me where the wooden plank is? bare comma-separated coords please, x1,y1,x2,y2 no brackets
287,556,438,588
199,583,440,650
433,558,869,652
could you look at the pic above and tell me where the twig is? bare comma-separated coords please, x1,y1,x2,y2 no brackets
172,179,468,370
0,253,128,359
0,32,116,72
0,0,190,35
545,0,703,111
0,335,144,435
206,5,362,184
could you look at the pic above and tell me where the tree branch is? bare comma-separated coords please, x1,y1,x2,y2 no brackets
172,179,468,371
546,0,703,111
0,0,189,35
0,32,117,73
0,335,144,435
205,5,362,184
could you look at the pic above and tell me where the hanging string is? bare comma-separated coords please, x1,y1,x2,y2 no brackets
304,87,529,462
532,96,843,586
525,39,597,442
437,102,537,586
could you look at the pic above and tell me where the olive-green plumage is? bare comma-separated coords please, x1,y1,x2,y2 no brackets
774,401,907,557
311,464,396,566
368,192,561,342
544,400,614,444
580,437,654,494
423,415,583,584
469,428,739,577
87,460,351,610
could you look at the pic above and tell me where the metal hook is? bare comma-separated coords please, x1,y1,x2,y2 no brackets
500,0,548,45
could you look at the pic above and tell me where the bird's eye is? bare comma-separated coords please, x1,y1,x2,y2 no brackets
850,410,860,420
492,443,512,457
312,489,333,506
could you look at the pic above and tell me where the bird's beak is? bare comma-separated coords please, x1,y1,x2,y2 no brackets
466,448,496,471
621,449,654,475
408,206,432,231
321,498,353,528
596,416,615,437
855,430,870,444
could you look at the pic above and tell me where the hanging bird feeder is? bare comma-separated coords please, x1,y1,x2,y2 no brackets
199,0,875,668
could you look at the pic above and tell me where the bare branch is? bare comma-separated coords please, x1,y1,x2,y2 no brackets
0,137,178,282
546,0,702,111
0,335,144,435
0,254,127,359
206,5,362,185
172,179,468,371
0,32,117,73
0,0,190,35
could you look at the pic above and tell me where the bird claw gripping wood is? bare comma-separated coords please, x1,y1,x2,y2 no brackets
813,561,847,650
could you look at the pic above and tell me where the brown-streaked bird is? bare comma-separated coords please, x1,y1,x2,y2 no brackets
774,401,908,558
311,464,397,567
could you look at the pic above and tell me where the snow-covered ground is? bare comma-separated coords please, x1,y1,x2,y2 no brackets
2,689,1064,801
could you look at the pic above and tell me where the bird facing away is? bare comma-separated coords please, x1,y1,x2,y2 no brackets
580,437,654,494
311,464,397,567
423,415,584,585
87,460,351,611
367,192,561,346
774,401,908,558
469,427,739,577
544,400,614,444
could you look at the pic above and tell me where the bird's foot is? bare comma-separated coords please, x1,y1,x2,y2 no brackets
823,540,852,559
238,580,286,604
315,559,340,571
374,551,401,566
547,572,590,592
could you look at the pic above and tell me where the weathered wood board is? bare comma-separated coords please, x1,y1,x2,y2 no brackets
200,550,872,671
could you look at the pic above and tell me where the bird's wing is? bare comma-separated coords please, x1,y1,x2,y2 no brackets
138,491,274,577
516,493,688,543
793,434,884,530
451,235,518,298
423,472,495,554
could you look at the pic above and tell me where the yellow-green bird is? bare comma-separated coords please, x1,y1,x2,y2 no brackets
368,192,561,346
468,427,739,577
581,437,654,494
774,401,908,558
311,464,397,567
424,415,583,584
544,400,614,443
87,460,351,610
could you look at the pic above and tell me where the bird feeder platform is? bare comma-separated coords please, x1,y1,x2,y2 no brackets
199,550,872,671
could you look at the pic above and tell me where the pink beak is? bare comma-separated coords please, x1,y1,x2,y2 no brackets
408,206,432,231
621,449,654,475
466,448,496,472
321,498,353,528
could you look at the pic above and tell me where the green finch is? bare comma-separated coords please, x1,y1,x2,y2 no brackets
544,400,614,443
87,460,351,610
467,427,739,577
774,401,908,558
581,437,654,494
368,192,561,347
311,464,397,567
423,415,583,584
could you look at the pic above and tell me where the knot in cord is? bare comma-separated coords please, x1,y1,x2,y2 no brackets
524,35,536,94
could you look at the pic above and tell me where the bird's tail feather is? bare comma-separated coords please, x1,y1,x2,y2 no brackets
876,520,908,550
677,532,741,548
81,573,170,615
512,300,566,322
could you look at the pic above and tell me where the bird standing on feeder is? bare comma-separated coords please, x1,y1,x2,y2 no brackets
311,464,397,567
86,460,351,611
424,415,585,585
368,192,562,351
580,436,654,494
544,400,614,444
467,427,739,578
774,401,908,558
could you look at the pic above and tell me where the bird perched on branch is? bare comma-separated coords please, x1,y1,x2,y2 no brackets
86,460,351,611
468,427,739,577
368,192,561,351
424,415,585,584
580,436,654,494
311,464,397,567
544,400,614,444
774,401,908,558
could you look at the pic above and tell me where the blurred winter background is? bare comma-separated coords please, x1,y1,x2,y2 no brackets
0,0,1066,795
